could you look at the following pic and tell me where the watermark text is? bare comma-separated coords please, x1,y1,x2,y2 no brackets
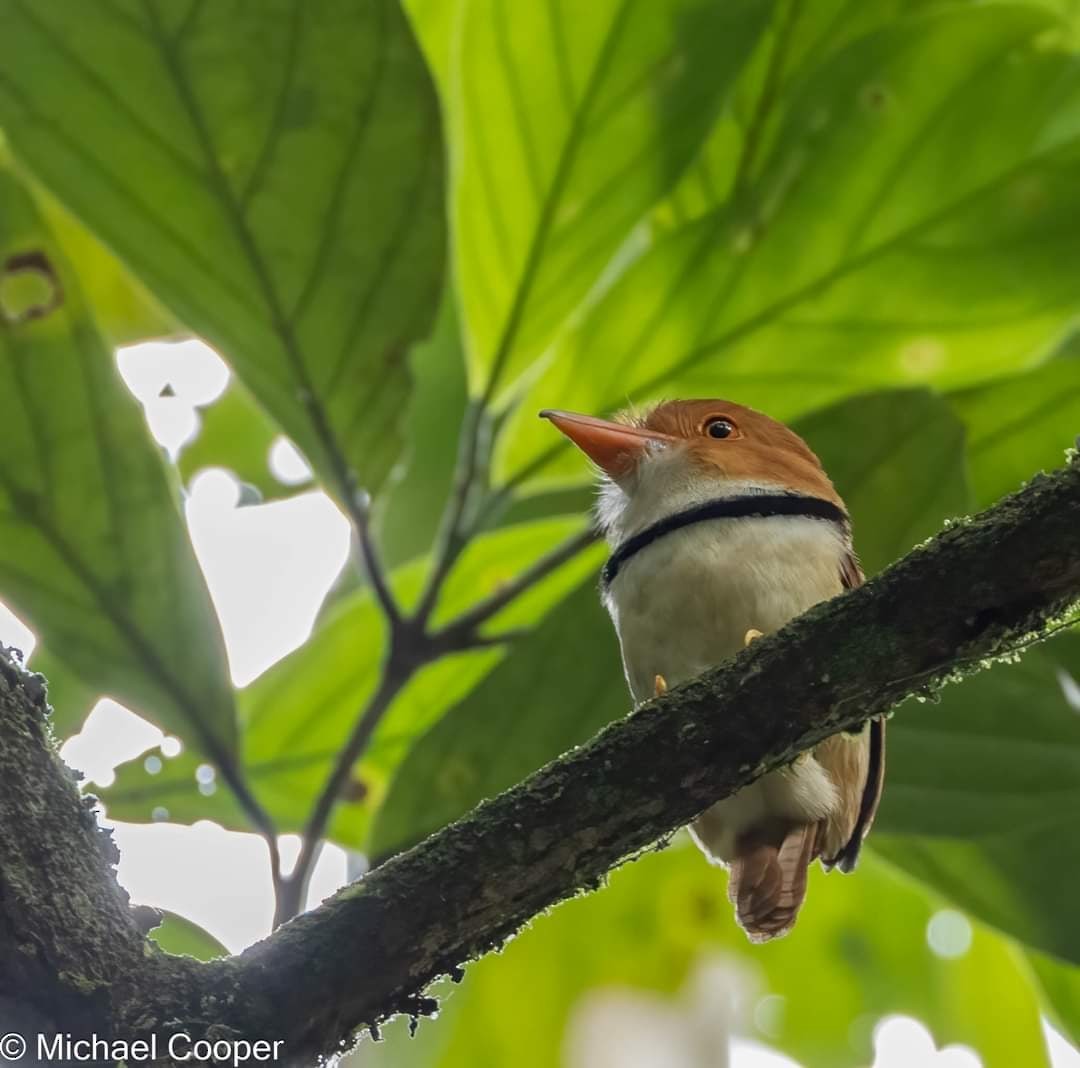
0,1031,285,1065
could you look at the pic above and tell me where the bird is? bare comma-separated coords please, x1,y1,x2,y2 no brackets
540,399,884,941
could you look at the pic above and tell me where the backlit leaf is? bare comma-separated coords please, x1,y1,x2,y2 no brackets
452,0,774,396
0,168,236,760
499,6,1080,489
0,0,445,498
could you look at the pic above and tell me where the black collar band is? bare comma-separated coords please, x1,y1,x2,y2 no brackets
601,493,847,588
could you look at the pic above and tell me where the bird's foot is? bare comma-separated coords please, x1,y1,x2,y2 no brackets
654,674,668,697
744,628,764,647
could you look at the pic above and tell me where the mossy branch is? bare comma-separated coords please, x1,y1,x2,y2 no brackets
2,458,1079,1062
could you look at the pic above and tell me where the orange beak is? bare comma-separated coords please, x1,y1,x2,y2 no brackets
539,409,675,478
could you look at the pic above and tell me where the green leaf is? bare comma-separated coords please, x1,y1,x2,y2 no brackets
950,355,1080,509
498,5,1080,488
30,644,98,739
0,0,445,498
451,0,774,396
375,295,469,568
1029,947,1080,1049
149,910,228,961
797,389,968,575
371,389,968,855
655,0,963,229
33,185,178,348
103,518,601,846
244,517,598,846
99,741,321,840
360,846,1051,1068
369,576,619,857
0,134,175,347
0,168,236,760
402,0,455,90
874,630,1080,963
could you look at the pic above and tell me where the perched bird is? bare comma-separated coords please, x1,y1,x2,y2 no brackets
541,399,884,941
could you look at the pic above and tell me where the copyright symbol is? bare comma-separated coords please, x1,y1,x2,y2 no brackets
0,1033,25,1061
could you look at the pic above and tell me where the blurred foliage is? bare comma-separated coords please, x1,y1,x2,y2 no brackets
2,1,1080,1065
1031,947,1080,1048
149,910,228,962
951,356,1080,509
874,633,1080,962
357,845,1052,1068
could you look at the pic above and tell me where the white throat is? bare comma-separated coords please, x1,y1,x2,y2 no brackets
596,446,796,546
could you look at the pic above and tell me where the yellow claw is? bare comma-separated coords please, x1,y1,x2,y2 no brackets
654,674,668,697
744,628,764,647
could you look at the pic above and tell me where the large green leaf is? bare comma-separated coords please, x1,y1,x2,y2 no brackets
360,846,1051,1068
102,745,249,831
498,5,1080,488
0,168,235,760
451,0,774,396
656,0,966,230
0,0,445,498
0,135,175,347
375,295,469,568
402,0,455,90
796,388,967,575
31,643,98,739
1029,947,1080,1049
371,389,968,855
33,183,177,348
874,631,1080,963
950,355,1080,509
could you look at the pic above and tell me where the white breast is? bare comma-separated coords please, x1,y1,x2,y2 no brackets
598,467,850,863
604,510,847,703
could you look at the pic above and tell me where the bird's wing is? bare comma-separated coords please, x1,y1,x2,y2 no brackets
838,548,864,593
816,549,885,871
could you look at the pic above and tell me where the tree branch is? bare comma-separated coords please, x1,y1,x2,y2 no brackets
345,488,403,628
432,524,598,645
412,400,486,625
0,652,147,1034
274,667,407,927
4,458,1079,1062
279,497,589,923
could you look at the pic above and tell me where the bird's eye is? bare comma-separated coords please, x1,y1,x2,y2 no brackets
704,417,737,440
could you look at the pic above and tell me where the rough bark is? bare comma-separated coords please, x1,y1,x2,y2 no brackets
1,458,1078,1065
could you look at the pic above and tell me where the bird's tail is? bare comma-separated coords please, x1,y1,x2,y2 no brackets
727,823,818,942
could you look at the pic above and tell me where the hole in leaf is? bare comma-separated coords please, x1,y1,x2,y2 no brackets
0,250,63,324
